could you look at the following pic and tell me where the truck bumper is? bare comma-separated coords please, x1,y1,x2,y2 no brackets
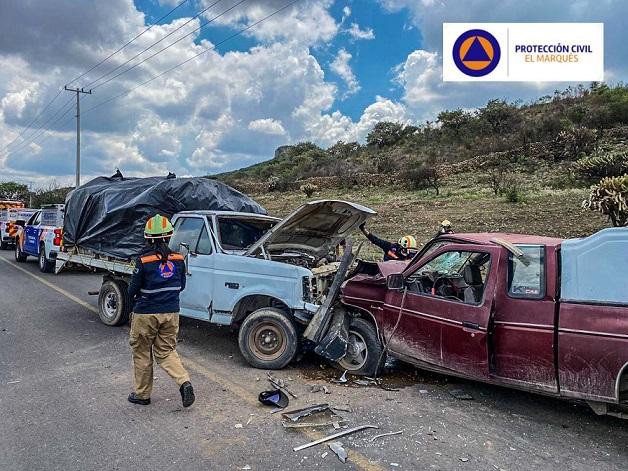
313,308,350,362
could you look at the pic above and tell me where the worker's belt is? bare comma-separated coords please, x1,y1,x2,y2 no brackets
140,286,181,294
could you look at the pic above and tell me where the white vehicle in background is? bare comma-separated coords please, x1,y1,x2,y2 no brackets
15,204,65,272
0,202,37,250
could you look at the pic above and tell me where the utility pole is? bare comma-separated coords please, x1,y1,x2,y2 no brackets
64,86,92,188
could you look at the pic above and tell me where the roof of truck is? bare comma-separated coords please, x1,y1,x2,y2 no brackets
442,232,563,247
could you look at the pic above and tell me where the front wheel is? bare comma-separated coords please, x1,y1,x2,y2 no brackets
38,245,54,273
97,279,131,326
238,308,298,370
0,240,8,250
336,318,384,376
15,239,27,262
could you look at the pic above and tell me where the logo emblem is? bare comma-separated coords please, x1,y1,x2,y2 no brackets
158,261,175,279
453,29,501,77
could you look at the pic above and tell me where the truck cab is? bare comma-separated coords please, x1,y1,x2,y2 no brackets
15,204,64,272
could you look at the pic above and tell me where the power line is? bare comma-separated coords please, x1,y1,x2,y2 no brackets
85,0,301,115
66,0,190,87
5,95,75,154
6,104,75,156
3,88,63,150
84,0,224,90
91,0,248,92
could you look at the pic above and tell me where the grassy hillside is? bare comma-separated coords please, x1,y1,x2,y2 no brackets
216,83,628,187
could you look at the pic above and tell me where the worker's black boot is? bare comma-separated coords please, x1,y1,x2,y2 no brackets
128,392,151,405
180,381,195,408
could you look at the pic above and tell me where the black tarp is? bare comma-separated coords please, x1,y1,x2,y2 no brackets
63,175,267,259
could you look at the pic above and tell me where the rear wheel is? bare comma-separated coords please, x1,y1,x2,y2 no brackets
14,239,27,262
97,279,131,326
38,244,54,273
0,240,8,250
238,308,298,370
336,318,384,376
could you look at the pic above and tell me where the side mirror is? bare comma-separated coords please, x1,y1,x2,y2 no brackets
387,273,405,290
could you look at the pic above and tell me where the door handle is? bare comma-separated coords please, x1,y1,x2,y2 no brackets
462,321,480,331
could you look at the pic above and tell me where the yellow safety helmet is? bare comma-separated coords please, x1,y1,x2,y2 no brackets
398,235,417,249
441,219,451,228
144,214,174,239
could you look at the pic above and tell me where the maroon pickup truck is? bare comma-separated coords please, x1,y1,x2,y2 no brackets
333,228,628,418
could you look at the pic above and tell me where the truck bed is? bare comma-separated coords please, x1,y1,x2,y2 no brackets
55,248,134,275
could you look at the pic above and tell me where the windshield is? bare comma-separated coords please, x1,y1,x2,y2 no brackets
420,250,474,275
217,217,276,250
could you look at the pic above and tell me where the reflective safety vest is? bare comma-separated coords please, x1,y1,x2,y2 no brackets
128,251,187,314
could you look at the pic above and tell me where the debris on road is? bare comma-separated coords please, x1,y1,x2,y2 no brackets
235,423,243,429
267,372,298,399
390,463,400,467
293,425,379,452
331,370,348,384
370,431,403,442
281,404,345,428
449,389,474,400
7,380,20,384
331,405,352,413
310,385,331,394
239,466,251,470
329,442,348,463
321,452,328,459
259,389,289,408
459,458,469,462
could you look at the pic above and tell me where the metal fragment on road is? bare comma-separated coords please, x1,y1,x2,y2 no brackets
331,370,348,384
370,430,403,442
281,404,345,428
268,372,297,398
293,425,379,452
329,442,348,463
459,458,469,462
7,380,21,384
449,389,474,400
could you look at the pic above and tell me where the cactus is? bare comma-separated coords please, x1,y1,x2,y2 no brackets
582,174,628,227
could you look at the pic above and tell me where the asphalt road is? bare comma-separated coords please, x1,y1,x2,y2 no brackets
1,249,627,471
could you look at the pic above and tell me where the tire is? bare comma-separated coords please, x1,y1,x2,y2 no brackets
97,279,131,326
335,318,384,376
14,238,27,262
0,241,8,250
38,244,54,273
238,308,298,370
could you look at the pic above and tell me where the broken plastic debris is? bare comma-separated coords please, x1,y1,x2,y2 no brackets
321,452,328,459
390,464,400,467
419,389,428,394
449,389,474,400
239,466,251,470
7,380,21,385
370,431,403,442
329,442,348,463
235,424,243,429
459,458,469,462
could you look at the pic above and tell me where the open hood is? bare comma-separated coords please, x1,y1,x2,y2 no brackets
245,200,376,261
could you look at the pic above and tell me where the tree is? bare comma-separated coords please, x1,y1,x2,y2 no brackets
300,183,318,197
554,127,597,160
583,175,628,227
0,181,29,201
406,160,442,195
327,140,360,160
479,99,519,134
366,122,405,148
31,182,72,207
482,166,508,196
437,108,472,137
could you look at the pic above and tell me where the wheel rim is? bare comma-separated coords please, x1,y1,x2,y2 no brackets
249,322,286,361
101,291,118,321
338,330,368,371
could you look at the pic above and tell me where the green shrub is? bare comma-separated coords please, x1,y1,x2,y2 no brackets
300,183,318,197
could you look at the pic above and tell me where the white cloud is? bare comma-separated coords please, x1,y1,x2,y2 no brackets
330,49,360,98
342,6,351,19
346,23,375,40
248,118,286,135
395,49,443,105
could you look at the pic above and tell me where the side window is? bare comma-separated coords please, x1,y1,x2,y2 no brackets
169,217,205,253
196,226,213,255
407,250,491,305
28,212,41,226
508,245,545,299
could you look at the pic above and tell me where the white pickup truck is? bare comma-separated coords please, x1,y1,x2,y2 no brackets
56,200,375,370
0,206,36,250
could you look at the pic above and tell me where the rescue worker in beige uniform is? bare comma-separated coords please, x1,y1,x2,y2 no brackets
127,214,195,407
